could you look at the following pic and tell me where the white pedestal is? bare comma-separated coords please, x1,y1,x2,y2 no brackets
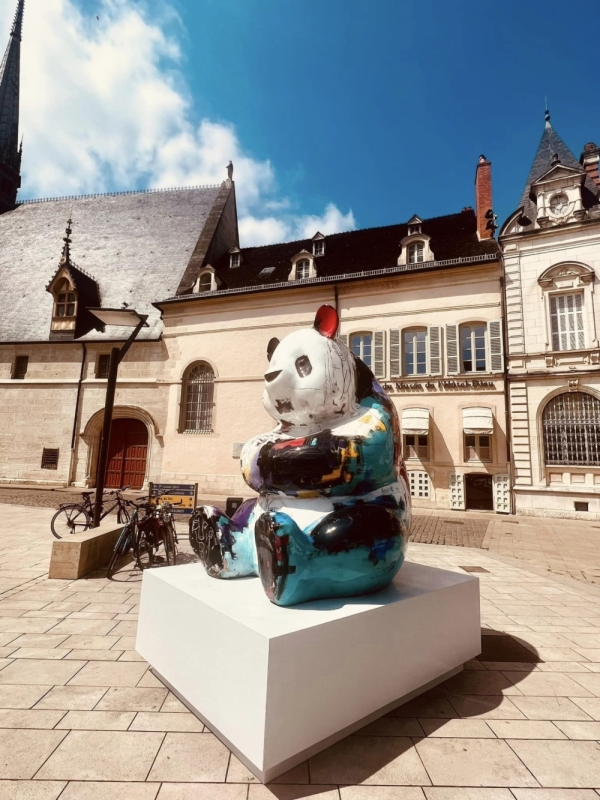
136,561,480,783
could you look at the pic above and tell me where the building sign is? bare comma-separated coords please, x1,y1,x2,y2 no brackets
382,379,497,394
149,482,198,515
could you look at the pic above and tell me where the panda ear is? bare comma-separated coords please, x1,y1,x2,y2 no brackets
313,304,339,339
267,337,280,362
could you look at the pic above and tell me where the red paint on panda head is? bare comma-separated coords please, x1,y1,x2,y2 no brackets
313,305,339,339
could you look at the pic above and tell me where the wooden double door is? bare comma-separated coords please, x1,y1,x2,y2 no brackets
104,419,148,490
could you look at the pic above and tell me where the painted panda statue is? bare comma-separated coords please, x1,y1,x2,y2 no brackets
192,304,411,606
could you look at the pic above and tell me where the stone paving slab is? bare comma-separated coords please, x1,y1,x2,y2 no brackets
2,503,600,796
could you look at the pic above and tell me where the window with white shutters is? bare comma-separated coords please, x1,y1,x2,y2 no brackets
428,326,442,375
403,328,427,376
550,293,585,351
373,331,385,379
350,333,373,370
446,324,459,374
390,329,401,378
488,320,504,373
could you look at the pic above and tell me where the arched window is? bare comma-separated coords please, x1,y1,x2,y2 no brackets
543,392,600,466
53,278,77,318
181,362,215,433
408,242,424,264
403,328,427,375
350,332,372,369
198,272,213,293
460,323,487,372
296,259,311,280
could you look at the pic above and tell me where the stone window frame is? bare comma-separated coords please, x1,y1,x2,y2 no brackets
397,232,434,267
289,251,317,281
538,262,597,352
179,360,216,434
195,267,217,294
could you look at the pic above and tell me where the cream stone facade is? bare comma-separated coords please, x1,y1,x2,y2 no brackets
500,115,600,518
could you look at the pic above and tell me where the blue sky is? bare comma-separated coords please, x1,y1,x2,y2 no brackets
5,0,600,244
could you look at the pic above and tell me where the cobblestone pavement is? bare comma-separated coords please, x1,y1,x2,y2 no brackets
410,515,489,548
2,503,600,796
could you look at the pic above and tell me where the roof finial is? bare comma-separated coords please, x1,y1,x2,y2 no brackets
545,97,551,129
60,216,72,266
227,160,233,181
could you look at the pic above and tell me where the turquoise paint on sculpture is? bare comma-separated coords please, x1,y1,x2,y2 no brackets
190,304,411,606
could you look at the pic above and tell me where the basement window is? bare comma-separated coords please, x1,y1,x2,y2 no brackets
574,501,589,512
41,448,59,470
96,354,110,379
12,355,29,379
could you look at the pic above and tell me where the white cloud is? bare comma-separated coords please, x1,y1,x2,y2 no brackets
1,0,355,245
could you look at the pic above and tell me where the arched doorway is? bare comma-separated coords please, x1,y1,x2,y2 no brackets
465,473,493,511
105,419,148,489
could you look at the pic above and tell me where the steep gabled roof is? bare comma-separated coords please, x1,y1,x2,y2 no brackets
517,112,599,225
0,184,226,342
0,0,23,172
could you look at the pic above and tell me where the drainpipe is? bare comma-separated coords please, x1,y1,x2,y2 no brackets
68,342,86,486
334,284,339,314
499,274,516,515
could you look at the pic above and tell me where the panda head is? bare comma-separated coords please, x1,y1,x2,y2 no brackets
262,305,373,428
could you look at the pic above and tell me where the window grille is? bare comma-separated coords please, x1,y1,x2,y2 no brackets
460,324,487,372
182,362,215,433
41,448,59,470
408,470,430,498
408,242,424,264
404,329,427,375
350,333,372,369
543,391,600,466
12,355,28,379
404,434,429,460
550,293,584,351
296,259,311,280
96,354,110,379
230,252,240,268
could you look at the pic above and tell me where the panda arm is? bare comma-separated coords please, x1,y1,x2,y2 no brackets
240,431,290,492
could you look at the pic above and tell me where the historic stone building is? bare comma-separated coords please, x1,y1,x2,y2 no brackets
500,110,600,518
0,1,510,512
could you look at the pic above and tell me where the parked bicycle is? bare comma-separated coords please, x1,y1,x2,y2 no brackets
106,498,153,579
51,487,134,539
134,500,180,571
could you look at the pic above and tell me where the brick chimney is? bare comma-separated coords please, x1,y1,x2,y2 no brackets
581,142,600,188
475,154,493,239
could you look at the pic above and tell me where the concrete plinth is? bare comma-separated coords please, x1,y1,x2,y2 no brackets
136,561,480,783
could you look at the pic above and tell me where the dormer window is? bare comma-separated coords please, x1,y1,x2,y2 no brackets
297,259,311,279
312,233,325,257
230,252,240,269
407,215,423,236
289,251,316,281
54,278,77,319
408,242,424,264
195,268,216,294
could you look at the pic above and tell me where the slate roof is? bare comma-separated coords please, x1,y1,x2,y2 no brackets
517,120,599,226
208,207,498,293
0,185,223,342
0,1,23,172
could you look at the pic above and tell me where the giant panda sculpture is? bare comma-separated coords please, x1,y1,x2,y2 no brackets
192,304,411,606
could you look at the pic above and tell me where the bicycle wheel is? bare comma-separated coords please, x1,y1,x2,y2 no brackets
51,505,92,539
134,527,155,570
117,504,131,525
164,522,177,566
107,524,133,579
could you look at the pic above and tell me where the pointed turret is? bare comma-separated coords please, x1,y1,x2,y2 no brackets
0,0,24,213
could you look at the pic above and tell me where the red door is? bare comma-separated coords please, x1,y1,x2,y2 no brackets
104,419,148,490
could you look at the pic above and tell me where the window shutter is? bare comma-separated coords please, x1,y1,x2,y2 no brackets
493,473,510,514
446,325,459,374
449,473,465,510
338,333,348,349
488,320,504,373
373,331,385,379
389,328,401,378
428,326,442,376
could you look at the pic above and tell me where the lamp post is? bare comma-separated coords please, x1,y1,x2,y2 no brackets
88,308,149,528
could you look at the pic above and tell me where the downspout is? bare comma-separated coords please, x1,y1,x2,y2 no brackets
499,273,515,514
334,284,339,314
68,342,86,486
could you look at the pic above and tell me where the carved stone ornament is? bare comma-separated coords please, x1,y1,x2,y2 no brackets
538,262,595,290
568,379,579,392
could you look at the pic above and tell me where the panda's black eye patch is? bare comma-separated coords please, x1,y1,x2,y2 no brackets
295,355,312,377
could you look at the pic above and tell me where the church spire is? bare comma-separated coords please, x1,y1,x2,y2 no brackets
0,0,24,213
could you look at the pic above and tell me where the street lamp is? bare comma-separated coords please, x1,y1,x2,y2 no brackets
87,307,149,527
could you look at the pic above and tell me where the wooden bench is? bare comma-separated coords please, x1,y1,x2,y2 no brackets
49,520,127,580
